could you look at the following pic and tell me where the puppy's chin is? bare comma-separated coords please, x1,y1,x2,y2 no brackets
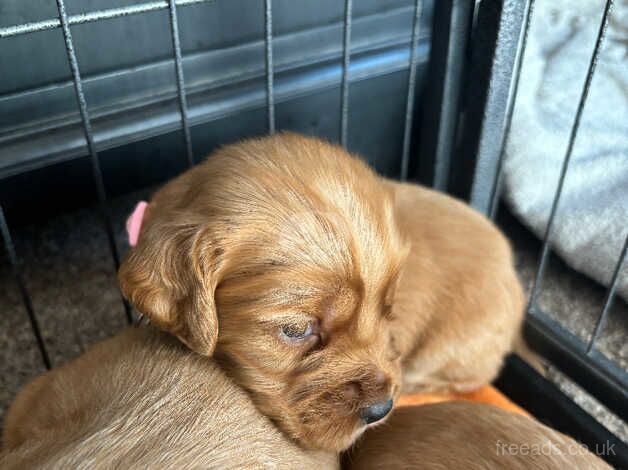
291,414,368,452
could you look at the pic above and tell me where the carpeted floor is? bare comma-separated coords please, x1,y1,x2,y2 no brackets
1,191,626,442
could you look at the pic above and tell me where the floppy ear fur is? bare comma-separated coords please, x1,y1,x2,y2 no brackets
118,212,222,356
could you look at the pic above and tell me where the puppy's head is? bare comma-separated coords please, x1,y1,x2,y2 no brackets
119,133,408,451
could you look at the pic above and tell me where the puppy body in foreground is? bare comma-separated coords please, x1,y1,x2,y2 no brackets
388,181,525,392
118,132,523,450
345,402,611,470
1,327,338,469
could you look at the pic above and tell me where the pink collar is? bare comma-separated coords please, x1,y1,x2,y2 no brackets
126,201,148,247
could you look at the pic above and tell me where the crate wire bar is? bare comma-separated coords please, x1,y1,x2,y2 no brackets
167,0,195,168
400,0,423,181
0,205,51,369
465,0,529,215
339,0,353,148
417,0,473,191
264,0,275,134
54,0,133,324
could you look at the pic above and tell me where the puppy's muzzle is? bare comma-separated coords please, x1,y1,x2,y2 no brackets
360,398,393,424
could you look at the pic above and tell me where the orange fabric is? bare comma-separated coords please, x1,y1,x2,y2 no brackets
397,386,530,417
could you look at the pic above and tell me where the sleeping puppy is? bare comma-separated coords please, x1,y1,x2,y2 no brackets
117,132,523,451
344,402,611,470
118,133,409,451
1,327,338,469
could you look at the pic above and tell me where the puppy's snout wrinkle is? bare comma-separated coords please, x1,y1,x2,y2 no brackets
360,399,393,424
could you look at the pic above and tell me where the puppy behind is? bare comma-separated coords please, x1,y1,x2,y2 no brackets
1,327,338,469
345,402,611,470
388,181,526,392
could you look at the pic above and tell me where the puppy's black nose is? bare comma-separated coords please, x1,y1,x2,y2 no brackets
360,399,393,424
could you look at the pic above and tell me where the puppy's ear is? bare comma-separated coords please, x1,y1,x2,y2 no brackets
118,214,223,356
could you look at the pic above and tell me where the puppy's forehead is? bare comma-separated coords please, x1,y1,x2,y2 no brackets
209,135,407,302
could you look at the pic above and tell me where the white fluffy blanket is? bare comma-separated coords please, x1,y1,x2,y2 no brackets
503,0,628,300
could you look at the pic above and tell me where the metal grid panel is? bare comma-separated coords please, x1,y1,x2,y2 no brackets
0,0,222,340
0,0,426,372
464,0,626,423
0,0,225,347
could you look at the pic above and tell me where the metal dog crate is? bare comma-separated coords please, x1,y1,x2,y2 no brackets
0,0,626,466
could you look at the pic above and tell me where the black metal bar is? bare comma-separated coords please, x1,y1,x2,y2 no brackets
400,0,423,181
526,307,628,422
587,235,628,354
527,0,614,309
55,0,133,324
167,0,194,167
418,0,472,190
0,0,214,39
488,0,536,219
264,0,275,134
496,355,628,469
339,0,353,148
0,205,51,369
451,0,528,211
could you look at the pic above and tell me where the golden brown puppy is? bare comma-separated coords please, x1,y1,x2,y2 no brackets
117,132,523,450
388,181,525,393
344,402,611,470
1,327,338,469
119,133,409,451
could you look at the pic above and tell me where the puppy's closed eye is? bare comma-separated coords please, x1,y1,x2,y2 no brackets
281,323,313,340
280,318,320,346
